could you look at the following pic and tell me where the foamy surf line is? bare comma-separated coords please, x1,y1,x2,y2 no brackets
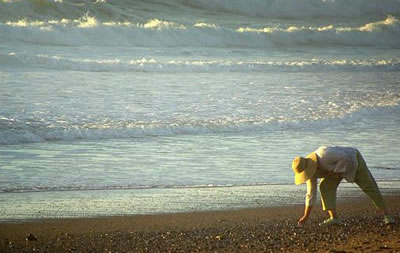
1,181,399,221
1,15,400,48
2,178,400,194
2,53,400,72
0,182,291,194
1,111,399,146
2,104,400,145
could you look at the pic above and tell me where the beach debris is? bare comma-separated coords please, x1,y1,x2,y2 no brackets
380,245,392,250
26,233,38,241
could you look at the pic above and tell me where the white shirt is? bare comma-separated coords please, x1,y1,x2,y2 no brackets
305,146,359,207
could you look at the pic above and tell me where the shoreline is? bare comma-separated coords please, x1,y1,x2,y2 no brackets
1,195,399,252
2,181,400,222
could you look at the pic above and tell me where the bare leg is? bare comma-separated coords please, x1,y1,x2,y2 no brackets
327,209,338,219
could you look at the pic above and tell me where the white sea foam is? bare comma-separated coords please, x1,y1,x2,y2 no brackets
2,53,399,72
237,16,399,33
194,22,218,28
1,15,399,48
142,18,186,30
236,16,400,48
1,103,399,145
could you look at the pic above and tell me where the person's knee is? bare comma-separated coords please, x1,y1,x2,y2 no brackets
319,179,331,193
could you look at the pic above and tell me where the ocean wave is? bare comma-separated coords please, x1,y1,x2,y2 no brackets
237,15,400,48
0,116,288,145
2,53,400,72
183,0,400,19
1,0,399,21
1,15,400,48
1,105,400,145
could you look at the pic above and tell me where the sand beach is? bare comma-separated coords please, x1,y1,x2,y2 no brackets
1,195,399,252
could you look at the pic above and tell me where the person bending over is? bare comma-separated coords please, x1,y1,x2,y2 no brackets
292,146,394,226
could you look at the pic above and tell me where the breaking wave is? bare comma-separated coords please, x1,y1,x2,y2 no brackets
1,104,399,145
0,13,399,48
0,116,302,145
2,53,400,72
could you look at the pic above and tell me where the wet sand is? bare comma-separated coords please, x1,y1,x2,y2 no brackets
1,195,399,252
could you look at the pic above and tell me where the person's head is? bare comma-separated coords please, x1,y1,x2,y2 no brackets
292,152,317,185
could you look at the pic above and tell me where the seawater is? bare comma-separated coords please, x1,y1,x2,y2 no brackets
1,0,400,221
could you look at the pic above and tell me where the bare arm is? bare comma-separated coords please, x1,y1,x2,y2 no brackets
298,205,313,226
298,177,317,226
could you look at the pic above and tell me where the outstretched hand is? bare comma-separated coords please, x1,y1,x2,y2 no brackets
298,205,312,227
297,215,308,227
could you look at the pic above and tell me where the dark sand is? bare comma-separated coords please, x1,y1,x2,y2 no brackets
1,195,399,252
